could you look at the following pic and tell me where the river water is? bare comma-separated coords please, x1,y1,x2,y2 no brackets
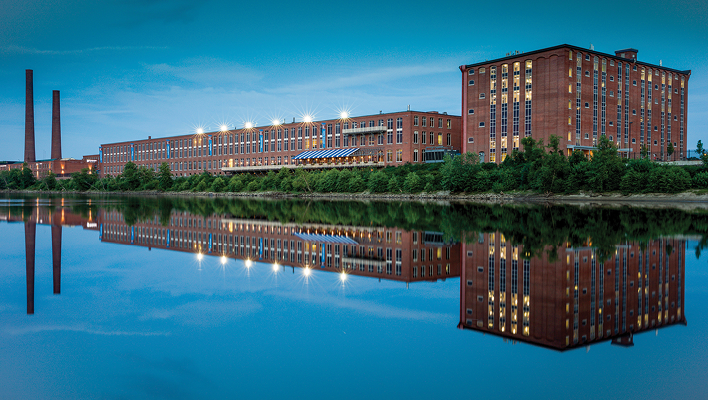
1,194,706,399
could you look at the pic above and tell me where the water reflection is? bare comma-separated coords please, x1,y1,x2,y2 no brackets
0,197,696,352
459,235,686,350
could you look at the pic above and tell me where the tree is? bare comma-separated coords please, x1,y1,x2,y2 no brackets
42,171,57,191
158,162,173,191
697,140,705,157
667,142,675,158
20,163,36,189
72,168,98,191
121,162,140,191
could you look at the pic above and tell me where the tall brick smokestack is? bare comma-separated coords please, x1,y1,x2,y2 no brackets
24,69,36,163
51,90,62,160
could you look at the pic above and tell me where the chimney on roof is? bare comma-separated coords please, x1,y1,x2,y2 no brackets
24,70,36,163
51,90,62,160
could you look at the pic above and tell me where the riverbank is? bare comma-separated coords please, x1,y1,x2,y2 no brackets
4,189,708,208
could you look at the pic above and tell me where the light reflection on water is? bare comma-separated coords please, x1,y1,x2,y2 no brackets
0,195,707,399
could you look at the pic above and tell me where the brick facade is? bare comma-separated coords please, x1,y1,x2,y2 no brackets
461,45,691,163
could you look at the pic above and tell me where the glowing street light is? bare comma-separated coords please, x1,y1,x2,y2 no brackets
340,272,348,282
272,263,279,272
219,125,229,132
303,267,311,277
339,111,349,119
244,122,254,129
196,128,204,135
302,114,313,123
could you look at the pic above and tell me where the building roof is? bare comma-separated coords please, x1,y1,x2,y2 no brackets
460,44,691,75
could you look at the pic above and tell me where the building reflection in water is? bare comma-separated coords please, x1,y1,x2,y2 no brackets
99,209,460,284
1,202,688,351
459,234,686,350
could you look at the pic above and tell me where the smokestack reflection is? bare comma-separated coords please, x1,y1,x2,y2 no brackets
52,225,62,294
24,220,35,315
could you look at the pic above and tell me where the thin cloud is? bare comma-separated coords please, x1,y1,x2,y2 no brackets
270,64,454,93
5,324,171,336
0,45,168,55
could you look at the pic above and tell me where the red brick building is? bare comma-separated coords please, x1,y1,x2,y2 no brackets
99,110,461,177
458,233,686,350
460,45,690,162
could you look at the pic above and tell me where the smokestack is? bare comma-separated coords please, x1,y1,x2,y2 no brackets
24,70,36,163
52,225,62,294
25,220,36,315
51,90,62,160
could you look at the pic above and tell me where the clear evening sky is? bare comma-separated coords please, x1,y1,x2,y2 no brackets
1,0,706,161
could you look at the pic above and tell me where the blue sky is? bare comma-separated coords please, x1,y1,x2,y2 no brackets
1,0,707,160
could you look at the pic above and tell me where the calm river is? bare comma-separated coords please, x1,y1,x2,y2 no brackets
1,194,706,399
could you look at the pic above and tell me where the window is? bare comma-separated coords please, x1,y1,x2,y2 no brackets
610,76,614,82
585,70,590,77
585,102,589,108
447,133,451,146
633,109,636,115
386,150,392,162
479,122,485,127
396,149,402,162
468,109,474,115
479,93,485,99
469,80,475,85
469,69,474,75
413,149,418,162
633,80,637,86
413,131,418,144
585,54,590,61
479,68,485,74
468,137,474,143
414,115,418,126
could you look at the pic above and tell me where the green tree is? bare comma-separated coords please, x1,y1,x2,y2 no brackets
210,177,227,192
367,171,388,193
121,162,140,191
158,162,173,191
41,171,57,191
20,163,36,189
72,168,98,191
667,142,675,158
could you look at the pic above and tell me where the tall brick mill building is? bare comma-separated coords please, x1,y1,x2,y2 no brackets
460,45,690,162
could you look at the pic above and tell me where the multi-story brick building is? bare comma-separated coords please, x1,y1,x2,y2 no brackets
460,45,691,162
99,110,461,177
458,233,686,350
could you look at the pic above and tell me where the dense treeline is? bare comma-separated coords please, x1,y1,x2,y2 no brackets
3,137,708,194
6,193,707,261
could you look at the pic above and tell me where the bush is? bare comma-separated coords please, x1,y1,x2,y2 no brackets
404,172,423,193
210,177,227,192
387,176,401,193
246,180,259,192
692,172,708,189
348,175,366,192
368,171,388,193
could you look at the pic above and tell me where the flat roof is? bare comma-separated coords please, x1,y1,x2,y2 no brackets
461,44,691,75
100,110,460,146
